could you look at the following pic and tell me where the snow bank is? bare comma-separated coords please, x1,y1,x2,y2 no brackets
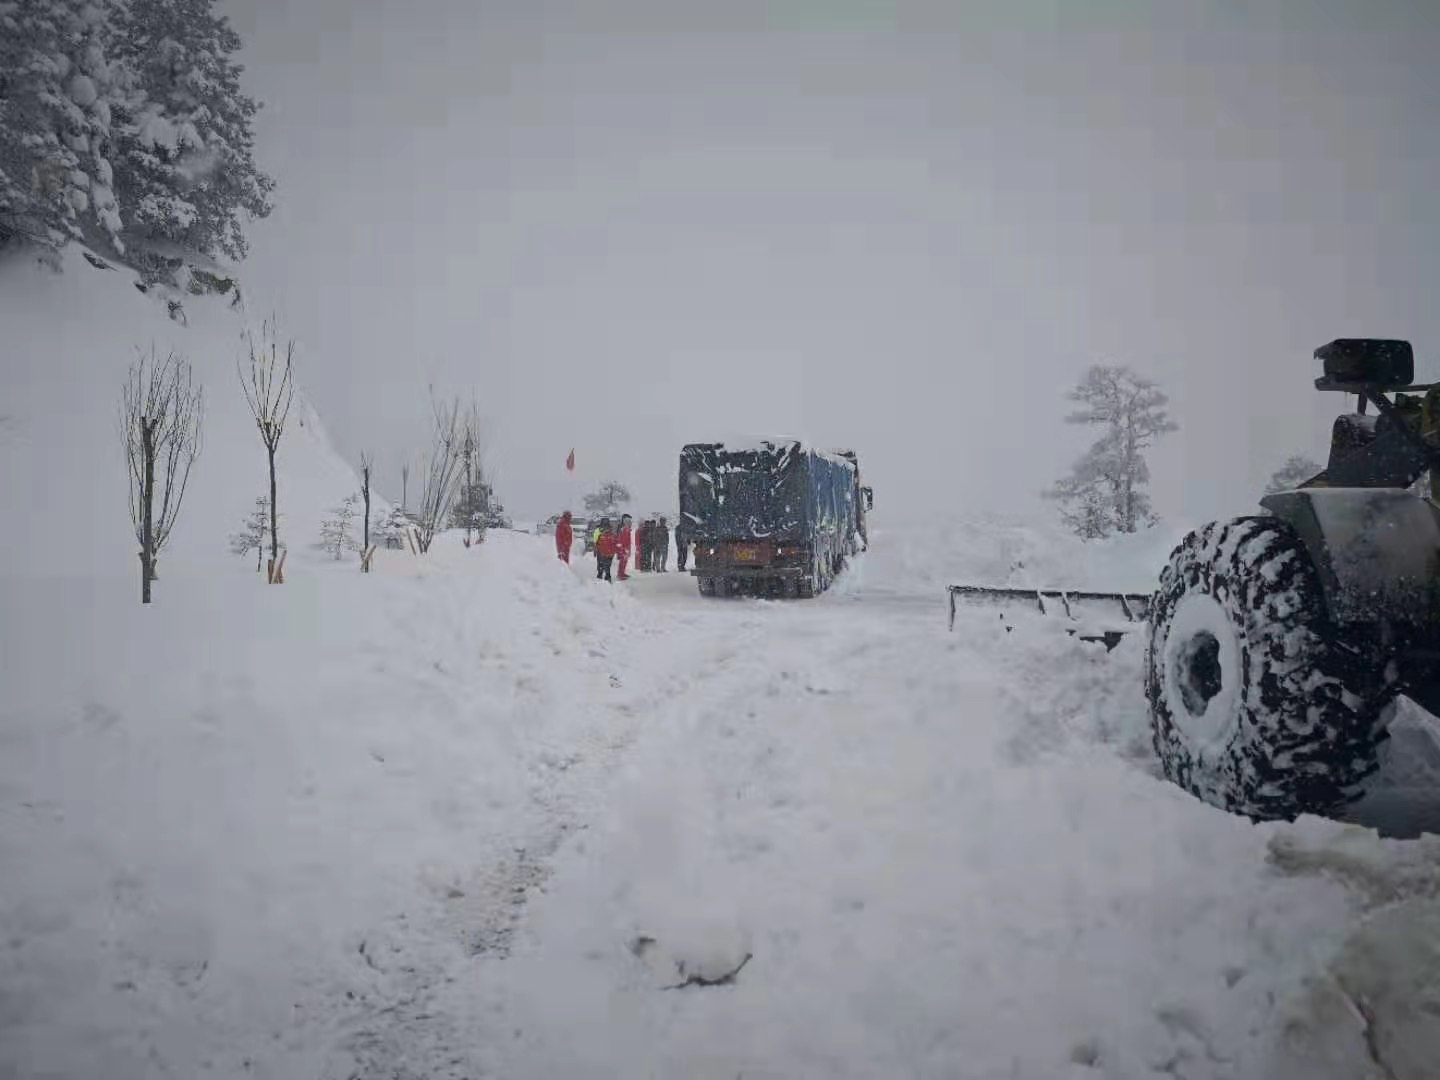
864,512,1190,598
0,245,371,580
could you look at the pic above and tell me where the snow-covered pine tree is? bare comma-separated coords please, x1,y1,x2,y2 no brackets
378,507,411,549
583,481,632,518
229,494,270,570
0,0,128,253
109,0,273,273
1049,365,1175,537
1264,454,1323,494
319,494,359,560
1047,455,1115,541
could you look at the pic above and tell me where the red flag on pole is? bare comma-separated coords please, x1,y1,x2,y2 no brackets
565,448,575,472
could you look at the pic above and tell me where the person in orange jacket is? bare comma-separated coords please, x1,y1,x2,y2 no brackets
617,513,634,580
555,511,573,564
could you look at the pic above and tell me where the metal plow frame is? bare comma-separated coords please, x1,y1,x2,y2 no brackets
947,585,1153,651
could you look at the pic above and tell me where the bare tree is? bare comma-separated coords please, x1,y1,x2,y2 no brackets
359,451,374,569
230,495,272,571
122,347,203,603
401,461,410,512
414,395,465,554
238,318,296,582
1049,365,1177,537
1265,454,1324,494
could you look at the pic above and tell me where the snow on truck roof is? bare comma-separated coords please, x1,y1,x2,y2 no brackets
682,440,857,470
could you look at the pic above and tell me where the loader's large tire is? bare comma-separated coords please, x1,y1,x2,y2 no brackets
1145,516,1387,821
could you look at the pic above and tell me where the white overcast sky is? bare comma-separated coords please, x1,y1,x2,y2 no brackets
221,0,1440,526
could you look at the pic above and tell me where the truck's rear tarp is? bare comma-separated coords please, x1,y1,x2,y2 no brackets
680,441,855,542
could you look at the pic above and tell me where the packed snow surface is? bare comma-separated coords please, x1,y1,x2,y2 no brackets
3,249,1438,1079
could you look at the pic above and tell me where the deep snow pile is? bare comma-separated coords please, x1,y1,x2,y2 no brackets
0,245,369,580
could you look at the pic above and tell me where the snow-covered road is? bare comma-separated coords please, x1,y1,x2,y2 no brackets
475,565,1423,1080
3,529,1437,1080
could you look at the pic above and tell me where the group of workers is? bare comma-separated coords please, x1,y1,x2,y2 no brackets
552,510,690,582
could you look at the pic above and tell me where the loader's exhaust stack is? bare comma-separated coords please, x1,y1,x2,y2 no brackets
947,585,1152,651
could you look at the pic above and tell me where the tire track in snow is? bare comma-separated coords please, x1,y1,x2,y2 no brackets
319,587,780,1080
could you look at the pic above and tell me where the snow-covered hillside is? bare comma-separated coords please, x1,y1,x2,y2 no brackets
1,246,370,580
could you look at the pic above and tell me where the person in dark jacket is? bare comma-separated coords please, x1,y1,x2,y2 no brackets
555,511,573,564
594,518,616,581
655,516,671,572
637,518,652,572
675,521,689,572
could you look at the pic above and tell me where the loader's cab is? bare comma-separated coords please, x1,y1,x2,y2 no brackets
1306,338,1440,491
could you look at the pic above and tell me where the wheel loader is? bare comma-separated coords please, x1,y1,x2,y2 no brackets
1145,339,1440,826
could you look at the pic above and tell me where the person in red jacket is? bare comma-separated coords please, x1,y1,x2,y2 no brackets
555,510,573,564
617,514,634,580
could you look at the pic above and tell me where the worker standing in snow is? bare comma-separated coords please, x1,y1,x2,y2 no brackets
655,516,671,572
555,511,573,564
675,520,689,572
636,518,651,572
594,518,616,581
617,514,634,580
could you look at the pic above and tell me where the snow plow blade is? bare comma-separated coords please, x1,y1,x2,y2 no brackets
947,585,1152,651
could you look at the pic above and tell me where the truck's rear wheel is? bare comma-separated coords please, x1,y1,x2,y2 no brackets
1145,517,1386,820
698,577,715,597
